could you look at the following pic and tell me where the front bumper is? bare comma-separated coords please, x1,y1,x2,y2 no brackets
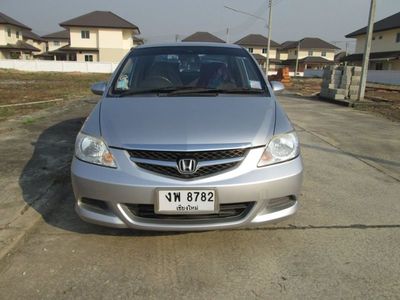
71,147,303,231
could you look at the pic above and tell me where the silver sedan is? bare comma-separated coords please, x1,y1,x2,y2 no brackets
71,43,303,231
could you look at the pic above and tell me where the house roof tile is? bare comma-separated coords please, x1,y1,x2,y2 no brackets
235,34,280,48
279,37,340,50
22,30,45,42
346,11,400,38
0,40,40,52
60,11,139,31
181,32,225,43
0,11,31,30
41,30,70,40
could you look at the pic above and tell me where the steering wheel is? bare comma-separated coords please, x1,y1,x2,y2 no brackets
146,75,173,86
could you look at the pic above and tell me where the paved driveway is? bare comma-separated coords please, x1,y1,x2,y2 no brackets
0,95,399,299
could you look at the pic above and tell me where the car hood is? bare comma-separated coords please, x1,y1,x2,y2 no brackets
100,96,276,150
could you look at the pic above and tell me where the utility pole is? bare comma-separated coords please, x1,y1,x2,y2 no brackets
175,34,179,42
265,0,273,75
226,27,230,43
358,0,376,101
294,40,301,77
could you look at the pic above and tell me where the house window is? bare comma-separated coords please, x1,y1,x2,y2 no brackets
7,28,11,37
379,36,383,40
294,50,298,55
16,31,20,38
54,41,60,46
372,36,376,40
81,30,90,39
396,33,400,43
262,48,267,54
308,50,313,56
248,48,253,53
84,54,93,62
321,51,327,57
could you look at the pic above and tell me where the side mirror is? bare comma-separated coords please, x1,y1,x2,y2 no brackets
91,81,107,95
270,81,285,93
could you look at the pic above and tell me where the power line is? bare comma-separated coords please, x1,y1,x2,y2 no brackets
272,0,285,7
224,5,267,21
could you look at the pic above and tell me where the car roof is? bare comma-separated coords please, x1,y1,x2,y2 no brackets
134,42,243,50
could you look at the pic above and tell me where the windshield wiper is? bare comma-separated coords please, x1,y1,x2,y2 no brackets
167,87,266,96
116,86,265,97
116,87,180,97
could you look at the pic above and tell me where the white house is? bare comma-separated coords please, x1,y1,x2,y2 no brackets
277,37,339,71
344,11,400,70
234,34,281,70
39,11,141,63
0,11,41,59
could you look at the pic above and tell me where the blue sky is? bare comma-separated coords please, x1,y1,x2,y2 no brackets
1,0,400,51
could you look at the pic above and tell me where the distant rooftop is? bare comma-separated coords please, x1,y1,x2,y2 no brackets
279,38,340,50
181,32,225,43
346,11,400,38
41,30,70,40
22,30,45,42
235,34,280,48
0,40,40,52
60,11,139,32
0,11,31,30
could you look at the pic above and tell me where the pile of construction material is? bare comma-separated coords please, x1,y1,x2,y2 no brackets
269,67,291,86
320,66,361,100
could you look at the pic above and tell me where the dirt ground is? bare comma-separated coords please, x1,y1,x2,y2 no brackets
0,95,399,299
0,69,109,121
286,77,400,121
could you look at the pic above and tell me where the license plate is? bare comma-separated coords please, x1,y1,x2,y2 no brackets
156,190,217,214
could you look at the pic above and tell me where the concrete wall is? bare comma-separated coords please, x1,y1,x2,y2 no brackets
367,70,400,85
354,29,400,53
304,69,324,77
0,59,118,73
304,68,400,85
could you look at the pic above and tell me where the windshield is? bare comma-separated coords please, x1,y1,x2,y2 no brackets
110,46,269,97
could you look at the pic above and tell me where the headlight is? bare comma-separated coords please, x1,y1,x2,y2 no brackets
75,133,117,168
258,132,299,167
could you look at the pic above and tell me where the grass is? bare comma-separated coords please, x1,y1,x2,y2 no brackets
22,116,45,125
0,69,110,121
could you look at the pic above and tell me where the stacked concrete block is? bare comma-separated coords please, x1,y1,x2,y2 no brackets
320,66,362,101
320,67,346,100
348,67,361,100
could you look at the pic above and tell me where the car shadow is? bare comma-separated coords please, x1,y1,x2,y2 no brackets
19,118,185,237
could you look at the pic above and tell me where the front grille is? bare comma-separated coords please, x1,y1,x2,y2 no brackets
135,162,237,179
125,202,255,220
129,148,247,179
128,149,246,162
